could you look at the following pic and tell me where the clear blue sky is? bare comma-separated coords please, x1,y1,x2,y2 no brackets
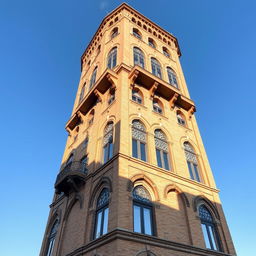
0,0,255,255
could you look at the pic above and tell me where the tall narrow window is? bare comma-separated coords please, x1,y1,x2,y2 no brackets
132,89,142,104
151,58,162,78
133,47,145,68
89,67,97,89
46,220,59,256
167,67,179,89
132,120,147,161
199,205,220,251
148,38,156,48
103,122,114,163
79,84,85,103
133,186,153,235
154,129,170,170
133,28,142,39
152,99,163,114
184,142,201,182
107,47,117,69
110,27,118,39
94,188,109,239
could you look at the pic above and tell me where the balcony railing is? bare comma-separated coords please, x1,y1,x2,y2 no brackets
55,161,87,194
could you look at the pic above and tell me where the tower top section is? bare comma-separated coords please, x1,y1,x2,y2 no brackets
81,2,181,64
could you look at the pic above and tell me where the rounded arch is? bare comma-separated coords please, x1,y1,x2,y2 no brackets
179,136,200,153
176,109,187,126
89,176,113,208
152,97,164,115
98,115,116,135
131,87,144,104
164,184,190,207
148,37,156,48
46,209,61,236
193,195,220,220
129,116,150,131
150,124,173,143
128,173,159,201
63,193,83,221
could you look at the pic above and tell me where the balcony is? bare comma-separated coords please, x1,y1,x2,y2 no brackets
55,161,87,194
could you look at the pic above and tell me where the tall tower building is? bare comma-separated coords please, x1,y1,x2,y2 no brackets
40,3,236,256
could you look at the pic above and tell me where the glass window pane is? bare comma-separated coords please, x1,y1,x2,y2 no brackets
193,164,201,182
187,161,195,180
109,143,113,159
132,139,138,158
46,238,55,256
103,146,108,163
163,152,170,170
133,205,141,233
201,223,211,249
143,207,152,235
102,208,109,235
209,225,217,250
140,142,146,161
156,149,162,168
95,211,102,238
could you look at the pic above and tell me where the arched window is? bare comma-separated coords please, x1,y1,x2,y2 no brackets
79,84,85,103
103,122,114,163
152,99,163,114
132,89,143,104
110,27,118,39
133,186,153,235
167,67,179,89
154,129,170,170
177,111,186,126
162,47,170,58
148,38,156,48
94,188,109,239
151,58,162,78
89,67,97,89
184,142,201,182
80,155,88,174
133,28,142,39
107,47,117,69
132,120,147,161
45,220,59,256
133,47,145,68
199,205,220,251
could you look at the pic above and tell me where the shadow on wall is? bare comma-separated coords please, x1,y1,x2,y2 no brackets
40,121,235,256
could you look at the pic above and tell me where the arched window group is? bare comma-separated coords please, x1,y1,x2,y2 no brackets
94,188,109,239
103,122,114,164
184,142,201,182
107,47,117,69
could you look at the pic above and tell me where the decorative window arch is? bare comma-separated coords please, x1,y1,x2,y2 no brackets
132,88,143,104
110,27,118,39
152,98,163,114
167,67,179,89
133,28,142,39
94,188,109,239
133,186,154,235
148,38,156,48
162,47,170,58
107,47,117,69
184,142,201,182
151,58,162,78
199,205,221,251
132,120,147,161
89,67,97,89
133,47,145,68
103,122,114,163
79,83,85,103
154,129,170,170
177,111,186,126
45,219,59,256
